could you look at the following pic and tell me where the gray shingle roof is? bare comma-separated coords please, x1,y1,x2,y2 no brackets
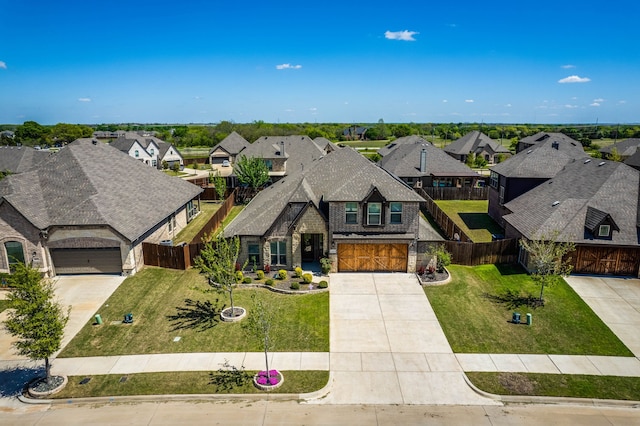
211,131,250,156
600,138,640,157
0,145,50,173
0,139,202,241
519,132,579,147
444,131,510,156
377,135,428,157
224,147,423,237
378,140,480,178
242,135,326,175
491,138,587,178
503,159,639,245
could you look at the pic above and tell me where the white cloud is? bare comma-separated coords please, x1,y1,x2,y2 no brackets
564,104,578,109
193,96,203,100
561,64,575,69
309,107,318,112
78,97,91,102
593,98,604,103
465,99,474,103
618,100,627,104
442,99,448,103
384,30,419,41
0,61,6,69
276,63,302,70
558,75,591,83
590,102,601,107
505,103,512,107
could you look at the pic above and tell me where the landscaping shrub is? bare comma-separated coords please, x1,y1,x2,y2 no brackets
320,258,332,275
235,271,244,282
318,281,328,289
290,282,300,290
242,277,252,284
302,273,313,284
294,267,303,278
278,270,287,280
265,279,274,286
256,270,265,280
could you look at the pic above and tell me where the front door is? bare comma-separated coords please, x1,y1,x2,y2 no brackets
302,234,323,263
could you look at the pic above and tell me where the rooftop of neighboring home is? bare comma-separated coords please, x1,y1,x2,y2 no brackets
443,131,510,156
224,147,427,238
0,138,202,241
240,135,327,175
503,158,639,246
378,137,480,178
516,131,580,152
209,131,250,156
377,135,430,157
0,145,50,173
491,137,588,179
599,138,640,157
624,148,640,170
110,132,178,158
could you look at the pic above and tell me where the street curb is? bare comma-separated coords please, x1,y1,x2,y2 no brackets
462,372,640,408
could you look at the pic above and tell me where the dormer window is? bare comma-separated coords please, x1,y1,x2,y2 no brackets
598,224,611,237
367,202,382,225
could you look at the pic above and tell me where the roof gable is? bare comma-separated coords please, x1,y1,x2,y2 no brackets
584,206,620,233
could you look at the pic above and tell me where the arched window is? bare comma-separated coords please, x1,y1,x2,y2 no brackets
5,241,25,272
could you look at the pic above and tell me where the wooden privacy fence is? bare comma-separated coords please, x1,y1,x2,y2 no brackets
421,186,488,201
417,239,518,267
416,188,472,242
191,188,236,244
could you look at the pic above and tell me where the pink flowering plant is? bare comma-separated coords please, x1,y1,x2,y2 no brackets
256,370,281,386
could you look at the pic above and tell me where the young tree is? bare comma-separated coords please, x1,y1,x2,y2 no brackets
194,232,247,318
233,155,269,191
211,171,227,201
244,293,278,385
519,231,575,303
608,147,622,162
3,263,70,385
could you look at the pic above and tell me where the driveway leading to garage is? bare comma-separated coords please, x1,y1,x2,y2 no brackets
0,275,125,361
565,275,640,357
319,273,496,405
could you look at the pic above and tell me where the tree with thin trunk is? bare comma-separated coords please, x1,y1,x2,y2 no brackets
233,155,269,192
3,263,70,385
519,231,575,303
194,231,247,318
244,293,279,384
211,171,227,201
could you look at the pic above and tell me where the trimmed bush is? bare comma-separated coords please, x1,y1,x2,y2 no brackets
302,273,313,284
318,281,328,289
265,279,274,286
242,277,252,284
256,270,265,280
294,267,303,278
235,271,244,282
278,270,287,280
290,282,300,290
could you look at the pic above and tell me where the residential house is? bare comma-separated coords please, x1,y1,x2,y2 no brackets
378,136,481,189
0,138,202,277
110,132,184,169
208,131,249,177
0,145,50,174
516,132,580,153
342,126,368,140
377,135,432,157
224,147,442,273
502,159,640,277
599,138,640,160
488,137,588,228
443,131,511,165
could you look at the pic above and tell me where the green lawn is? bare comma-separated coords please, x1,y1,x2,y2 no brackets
424,264,632,356
59,267,329,357
173,201,221,243
53,370,329,399
467,372,640,401
434,200,503,242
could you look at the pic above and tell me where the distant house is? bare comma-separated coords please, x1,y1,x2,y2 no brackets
624,149,640,172
342,126,368,140
0,145,50,174
0,139,202,277
93,130,125,140
515,132,580,153
599,138,640,160
224,147,442,273
378,136,481,189
503,159,640,277
0,130,15,140
110,132,183,169
488,137,587,228
443,131,511,164
208,131,249,175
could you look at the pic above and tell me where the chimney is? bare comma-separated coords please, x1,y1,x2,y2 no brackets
420,147,427,173
280,140,285,157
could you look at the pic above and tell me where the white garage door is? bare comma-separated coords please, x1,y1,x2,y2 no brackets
51,248,122,275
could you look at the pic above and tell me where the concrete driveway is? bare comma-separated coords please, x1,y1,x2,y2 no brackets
318,273,496,405
565,275,640,357
0,275,125,361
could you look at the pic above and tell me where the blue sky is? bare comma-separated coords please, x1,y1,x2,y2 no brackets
1,0,638,124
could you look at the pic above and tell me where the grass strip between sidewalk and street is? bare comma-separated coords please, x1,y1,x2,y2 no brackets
467,372,640,401
424,264,633,356
59,267,329,357
53,370,329,399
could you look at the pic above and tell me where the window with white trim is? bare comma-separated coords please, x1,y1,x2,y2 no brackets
499,186,505,205
490,171,499,189
598,224,611,237
134,150,139,158
270,241,286,265
248,244,260,265
5,241,25,272
390,202,402,224
345,202,358,224
367,202,382,225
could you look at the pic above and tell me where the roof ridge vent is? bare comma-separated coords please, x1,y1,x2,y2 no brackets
527,150,532,154
583,159,591,164
552,201,560,206
598,161,606,166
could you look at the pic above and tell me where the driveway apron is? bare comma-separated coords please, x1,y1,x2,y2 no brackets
318,273,496,405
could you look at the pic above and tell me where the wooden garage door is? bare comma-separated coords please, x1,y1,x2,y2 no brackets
338,243,408,272
51,248,122,275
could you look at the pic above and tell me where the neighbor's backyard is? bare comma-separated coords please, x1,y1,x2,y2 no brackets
434,200,503,242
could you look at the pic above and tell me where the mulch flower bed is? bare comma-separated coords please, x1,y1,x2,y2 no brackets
239,271,329,293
